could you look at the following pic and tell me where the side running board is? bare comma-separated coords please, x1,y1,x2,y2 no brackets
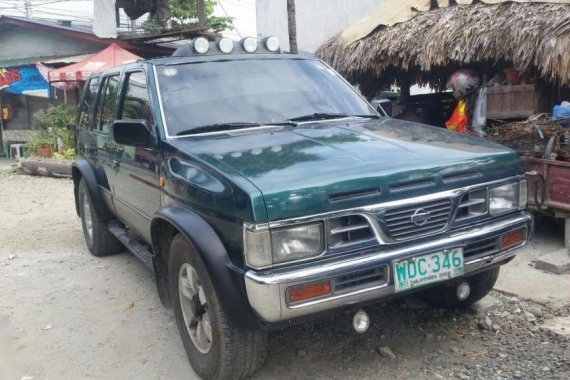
108,221,154,267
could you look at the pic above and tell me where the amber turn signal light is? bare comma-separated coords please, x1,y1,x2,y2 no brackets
288,281,331,304
501,229,525,249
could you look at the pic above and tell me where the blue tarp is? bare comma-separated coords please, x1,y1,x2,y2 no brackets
0,66,50,98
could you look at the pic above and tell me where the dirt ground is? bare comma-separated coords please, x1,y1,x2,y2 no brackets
1,172,569,380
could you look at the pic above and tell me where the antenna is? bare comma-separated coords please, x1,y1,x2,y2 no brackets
25,0,32,18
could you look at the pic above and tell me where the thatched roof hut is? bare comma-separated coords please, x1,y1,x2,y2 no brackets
316,0,570,98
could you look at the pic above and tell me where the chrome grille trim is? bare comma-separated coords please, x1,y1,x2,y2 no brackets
327,215,374,249
333,266,388,293
384,199,453,240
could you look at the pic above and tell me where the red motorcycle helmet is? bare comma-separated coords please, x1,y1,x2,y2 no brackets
447,69,480,99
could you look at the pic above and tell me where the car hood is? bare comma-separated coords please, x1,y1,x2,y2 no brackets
169,118,522,221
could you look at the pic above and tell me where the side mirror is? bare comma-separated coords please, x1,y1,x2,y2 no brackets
112,119,153,147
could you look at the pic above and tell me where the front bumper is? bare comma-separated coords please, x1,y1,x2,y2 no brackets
244,212,533,322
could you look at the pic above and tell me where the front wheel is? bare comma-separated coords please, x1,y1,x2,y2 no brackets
419,266,500,308
168,234,267,380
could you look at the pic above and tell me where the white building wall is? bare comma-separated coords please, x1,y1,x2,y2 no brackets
256,0,385,53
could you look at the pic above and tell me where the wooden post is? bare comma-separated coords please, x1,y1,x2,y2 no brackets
0,93,4,157
287,0,298,54
399,73,411,103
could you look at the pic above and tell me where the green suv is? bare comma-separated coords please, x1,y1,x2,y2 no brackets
72,37,532,379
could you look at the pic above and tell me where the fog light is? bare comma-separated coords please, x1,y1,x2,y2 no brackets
501,229,525,249
193,37,210,54
288,281,331,304
264,36,280,52
242,37,258,53
456,281,471,301
218,37,234,53
352,310,370,334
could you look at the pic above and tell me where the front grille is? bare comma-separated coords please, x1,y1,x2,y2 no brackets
328,215,374,249
334,266,387,293
464,237,499,258
384,199,453,241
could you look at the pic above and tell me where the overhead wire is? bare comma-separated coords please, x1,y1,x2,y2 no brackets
218,0,244,37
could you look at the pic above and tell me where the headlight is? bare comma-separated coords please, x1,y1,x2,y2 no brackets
244,222,324,268
271,223,324,264
489,182,524,215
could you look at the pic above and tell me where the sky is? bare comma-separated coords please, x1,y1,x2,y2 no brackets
0,0,257,38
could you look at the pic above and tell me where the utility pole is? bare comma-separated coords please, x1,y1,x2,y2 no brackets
286,0,298,53
25,0,32,18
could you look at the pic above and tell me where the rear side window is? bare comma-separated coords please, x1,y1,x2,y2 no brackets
78,77,99,130
97,75,121,133
120,71,153,125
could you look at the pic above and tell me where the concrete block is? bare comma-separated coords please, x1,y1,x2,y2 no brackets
468,295,502,315
541,316,570,337
535,249,570,274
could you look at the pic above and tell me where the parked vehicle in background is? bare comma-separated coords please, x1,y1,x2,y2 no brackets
72,37,532,379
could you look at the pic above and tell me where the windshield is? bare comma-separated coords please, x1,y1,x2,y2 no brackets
156,57,376,135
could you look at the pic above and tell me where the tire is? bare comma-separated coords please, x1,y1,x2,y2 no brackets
78,178,123,257
419,266,500,309
564,218,570,253
168,234,267,380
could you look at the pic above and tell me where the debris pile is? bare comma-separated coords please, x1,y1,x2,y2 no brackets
485,114,570,160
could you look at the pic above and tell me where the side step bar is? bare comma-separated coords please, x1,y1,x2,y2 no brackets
108,221,154,267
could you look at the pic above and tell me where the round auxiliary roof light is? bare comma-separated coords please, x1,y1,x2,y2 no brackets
264,36,280,52
218,38,234,54
193,37,210,54
242,37,258,53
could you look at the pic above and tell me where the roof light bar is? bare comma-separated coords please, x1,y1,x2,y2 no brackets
193,37,210,54
218,38,234,54
242,37,258,53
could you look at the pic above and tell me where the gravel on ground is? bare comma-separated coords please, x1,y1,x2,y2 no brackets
1,172,569,380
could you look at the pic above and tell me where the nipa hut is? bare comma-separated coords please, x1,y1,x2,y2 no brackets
316,0,570,122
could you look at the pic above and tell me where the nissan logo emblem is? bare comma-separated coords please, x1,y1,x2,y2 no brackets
411,208,431,226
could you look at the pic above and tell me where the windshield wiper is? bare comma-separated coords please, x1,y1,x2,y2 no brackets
176,122,261,136
286,113,380,123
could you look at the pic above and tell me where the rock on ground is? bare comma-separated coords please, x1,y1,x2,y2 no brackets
468,295,502,315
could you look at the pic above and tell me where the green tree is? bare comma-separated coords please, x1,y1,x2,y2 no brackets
169,0,232,32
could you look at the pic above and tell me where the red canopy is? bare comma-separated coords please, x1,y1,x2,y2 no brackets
48,43,142,83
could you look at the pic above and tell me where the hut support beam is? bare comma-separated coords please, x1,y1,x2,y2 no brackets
399,74,411,103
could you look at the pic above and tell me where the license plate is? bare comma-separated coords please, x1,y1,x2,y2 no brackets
393,248,464,292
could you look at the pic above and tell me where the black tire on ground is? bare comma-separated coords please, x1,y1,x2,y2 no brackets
78,178,123,257
564,218,570,252
168,234,267,380
419,266,500,309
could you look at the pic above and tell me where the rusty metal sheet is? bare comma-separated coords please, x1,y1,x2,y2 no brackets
526,157,570,213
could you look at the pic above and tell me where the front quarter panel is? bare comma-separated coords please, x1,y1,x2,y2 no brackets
151,206,259,329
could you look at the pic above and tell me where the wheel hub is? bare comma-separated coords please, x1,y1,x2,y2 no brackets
82,196,93,242
178,263,212,354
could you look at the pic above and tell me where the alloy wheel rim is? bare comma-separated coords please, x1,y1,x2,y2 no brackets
83,196,93,242
178,263,212,354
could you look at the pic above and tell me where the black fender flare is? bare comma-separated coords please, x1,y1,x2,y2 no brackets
71,159,113,220
151,206,259,330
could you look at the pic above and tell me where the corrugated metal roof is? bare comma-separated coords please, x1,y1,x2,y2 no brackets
0,56,61,68
42,53,95,64
0,15,94,35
